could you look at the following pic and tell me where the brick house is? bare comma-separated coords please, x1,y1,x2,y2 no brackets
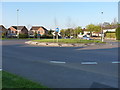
8,26,28,37
0,25,8,38
29,26,48,36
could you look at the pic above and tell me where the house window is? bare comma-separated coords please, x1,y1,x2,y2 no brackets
12,31,14,33
15,31,17,34
38,31,40,34
41,30,43,33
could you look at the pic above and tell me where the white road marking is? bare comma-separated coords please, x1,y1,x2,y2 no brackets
50,61,66,64
112,61,120,64
81,62,98,65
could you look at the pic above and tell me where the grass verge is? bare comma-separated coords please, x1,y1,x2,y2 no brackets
1,38,37,40
2,71,47,88
32,39,104,44
0,71,2,89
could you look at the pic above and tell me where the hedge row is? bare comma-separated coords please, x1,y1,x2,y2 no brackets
116,25,120,40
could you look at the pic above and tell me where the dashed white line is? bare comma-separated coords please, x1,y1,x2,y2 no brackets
112,61,120,64
50,61,66,64
50,61,120,65
81,62,98,65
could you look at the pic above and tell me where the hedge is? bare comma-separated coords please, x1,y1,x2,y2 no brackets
105,32,116,38
19,34,28,38
116,25,120,40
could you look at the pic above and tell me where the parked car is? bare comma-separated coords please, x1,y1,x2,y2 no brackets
82,35,91,40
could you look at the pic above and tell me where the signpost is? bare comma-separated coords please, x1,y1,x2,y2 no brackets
55,27,59,42
37,34,41,39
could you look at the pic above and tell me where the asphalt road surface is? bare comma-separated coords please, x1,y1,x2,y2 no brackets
2,40,120,88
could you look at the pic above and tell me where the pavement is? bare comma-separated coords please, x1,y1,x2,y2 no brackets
2,39,120,88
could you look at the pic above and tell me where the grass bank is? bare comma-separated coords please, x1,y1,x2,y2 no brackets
0,71,2,89
2,71,47,88
32,39,104,44
2,38,37,40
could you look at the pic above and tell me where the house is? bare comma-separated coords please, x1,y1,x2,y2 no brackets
103,29,116,33
92,32,101,37
82,28,91,36
82,28,101,37
8,26,28,37
29,26,48,36
103,29,116,40
0,25,8,38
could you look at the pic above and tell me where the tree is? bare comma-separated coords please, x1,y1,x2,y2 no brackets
94,25,101,33
34,31,37,38
86,24,96,36
86,24,101,36
60,29,66,38
74,26,82,38
116,24,120,40
65,28,71,37
48,29,54,35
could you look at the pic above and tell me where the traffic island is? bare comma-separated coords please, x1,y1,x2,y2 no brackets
25,41,96,47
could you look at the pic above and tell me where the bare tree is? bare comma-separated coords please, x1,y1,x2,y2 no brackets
54,17,59,41
27,24,32,30
66,17,77,38
66,17,72,38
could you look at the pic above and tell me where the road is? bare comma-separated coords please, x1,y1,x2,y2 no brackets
2,40,120,88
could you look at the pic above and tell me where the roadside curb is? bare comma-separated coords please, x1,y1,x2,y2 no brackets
25,41,97,47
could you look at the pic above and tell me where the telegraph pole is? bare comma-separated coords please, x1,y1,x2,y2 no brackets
17,9,19,38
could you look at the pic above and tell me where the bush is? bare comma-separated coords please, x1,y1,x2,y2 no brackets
105,32,116,38
41,34,53,39
19,34,28,38
116,25,120,40
2,32,7,38
34,32,37,38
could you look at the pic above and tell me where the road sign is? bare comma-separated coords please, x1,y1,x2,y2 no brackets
55,27,59,32
52,32,56,36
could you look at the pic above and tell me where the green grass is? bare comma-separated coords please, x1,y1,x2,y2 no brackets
32,39,104,44
0,71,2,89
117,40,120,42
1,38,37,40
2,71,47,88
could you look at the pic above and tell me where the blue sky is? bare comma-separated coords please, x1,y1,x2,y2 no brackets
1,2,118,30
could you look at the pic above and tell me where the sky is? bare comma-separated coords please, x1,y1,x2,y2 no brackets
0,1,118,30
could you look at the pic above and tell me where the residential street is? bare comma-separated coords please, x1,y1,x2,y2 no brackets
2,40,120,88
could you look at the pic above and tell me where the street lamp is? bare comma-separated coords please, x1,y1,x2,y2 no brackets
17,9,19,38
101,12,104,42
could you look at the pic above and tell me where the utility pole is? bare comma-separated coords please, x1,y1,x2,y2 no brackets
101,12,104,42
17,9,19,38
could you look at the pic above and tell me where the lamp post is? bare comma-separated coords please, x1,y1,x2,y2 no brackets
101,12,104,42
17,9,19,38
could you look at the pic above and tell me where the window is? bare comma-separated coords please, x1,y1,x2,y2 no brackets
15,31,17,34
41,30,43,33
38,31,40,34
12,31,14,33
